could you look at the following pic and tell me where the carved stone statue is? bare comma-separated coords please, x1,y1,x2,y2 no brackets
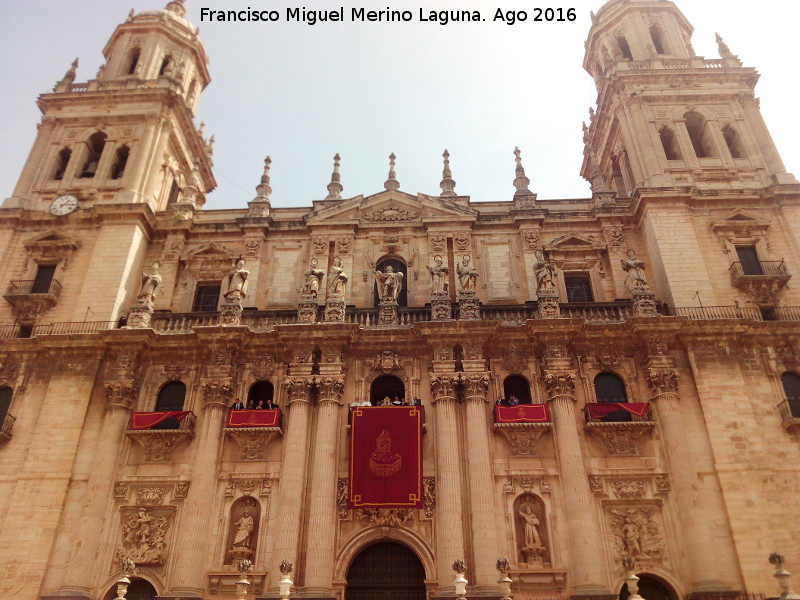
138,262,162,303
223,259,249,301
456,255,478,291
427,255,449,293
327,256,348,296
621,249,648,291
118,507,170,566
519,505,542,547
533,250,556,292
302,258,325,297
232,510,254,549
374,265,404,302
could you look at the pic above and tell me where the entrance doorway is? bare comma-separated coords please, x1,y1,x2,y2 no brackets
619,574,677,600
346,541,426,600
103,578,157,600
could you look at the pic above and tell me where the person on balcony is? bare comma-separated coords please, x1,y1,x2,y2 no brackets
255,400,265,410
231,400,246,410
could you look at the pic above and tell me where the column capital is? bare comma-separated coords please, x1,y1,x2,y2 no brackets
430,373,459,404
317,376,345,405
200,377,235,407
645,367,680,398
543,370,577,401
284,377,315,404
458,372,490,402
103,379,138,410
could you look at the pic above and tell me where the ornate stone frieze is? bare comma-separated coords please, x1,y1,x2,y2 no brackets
542,371,576,399
363,205,419,222
606,505,666,563
495,424,550,456
127,428,193,462
611,480,647,500
117,506,173,566
423,478,435,517
587,424,652,456
226,430,280,461
646,368,679,396
355,507,414,527
135,487,168,506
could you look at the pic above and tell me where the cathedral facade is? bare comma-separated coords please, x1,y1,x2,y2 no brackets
0,1,799,600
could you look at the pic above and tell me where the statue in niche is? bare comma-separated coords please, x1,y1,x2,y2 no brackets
223,258,249,301
516,496,547,565
372,263,404,302
621,249,649,291
138,262,162,304
302,258,325,297
456,255,478,291
533,250,556,292
226,497,260,564
327,256,348,296
427,255,449,293
232,510,254,549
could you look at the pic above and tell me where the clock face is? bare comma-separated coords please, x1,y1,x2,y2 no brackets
50,195,79,216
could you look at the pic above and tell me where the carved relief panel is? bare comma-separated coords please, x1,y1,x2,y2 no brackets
116,505,176,570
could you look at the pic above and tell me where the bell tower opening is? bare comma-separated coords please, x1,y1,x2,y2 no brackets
345,542,426,600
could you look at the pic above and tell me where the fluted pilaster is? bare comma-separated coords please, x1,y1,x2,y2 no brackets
544,371,610,595
430,374,466,591
304,377,345,594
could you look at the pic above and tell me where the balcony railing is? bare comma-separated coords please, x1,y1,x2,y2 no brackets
0,412,16,442
5,279,62,297
128,411,196,432
671,305,764,321
560,301,636,323
777,399,800,430
584,402,654,423
0,321,117,340
729,260,790,280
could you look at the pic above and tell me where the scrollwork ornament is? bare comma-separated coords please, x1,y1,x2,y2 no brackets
646,368,679,396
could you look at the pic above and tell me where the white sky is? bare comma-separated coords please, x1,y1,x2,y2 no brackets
0,0,797,210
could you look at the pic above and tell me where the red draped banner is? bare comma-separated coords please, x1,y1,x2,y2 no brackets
226,409,280,428
586,402,650,419
349,406,423,508
129,411,191,430
495,404,550,423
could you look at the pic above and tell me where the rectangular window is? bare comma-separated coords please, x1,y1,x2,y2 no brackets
193,284,220,312
736,246,763,275
564,275,594,303
31,265,56,294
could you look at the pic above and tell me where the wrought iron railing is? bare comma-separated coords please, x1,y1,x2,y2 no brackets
32,321,115,335
0,412,16,439
729,260,789,279
5,279,62,297
671,305,763,321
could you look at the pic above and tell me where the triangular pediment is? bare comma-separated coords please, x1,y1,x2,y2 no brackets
183,242,239,261
545,232,605,249
24,230,79,251
711,209,769,234
305,189,476,225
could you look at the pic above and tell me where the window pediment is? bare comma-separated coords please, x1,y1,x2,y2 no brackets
23,230,79,269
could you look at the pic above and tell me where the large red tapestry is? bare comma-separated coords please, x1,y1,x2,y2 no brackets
348,406,423,509
586,402,650,418
129,411,191,430
495,404,550,423
226,409,280,428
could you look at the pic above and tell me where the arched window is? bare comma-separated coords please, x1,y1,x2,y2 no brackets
503,375,533,405
722,125,746,159
370,374,405,406
248,381,274,409
782,372,800,417
659,126,681,161
616,36,633,60
111,145,130,179
127,48,141,76
373,257,408,307
80,132,107,178
0,387,12,422
159,56,172,77
594,372,628,403
650,25,667,55
155,381,186,411
684,112,716,158
167,179,181,206
51,148,72,180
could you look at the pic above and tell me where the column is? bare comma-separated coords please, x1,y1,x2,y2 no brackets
544,371,611,596
269,379,313,583
168,377,231,597
303,377,345,596
461,373,501,592
645,364,724,591
430,374,466,591
59,381,135,597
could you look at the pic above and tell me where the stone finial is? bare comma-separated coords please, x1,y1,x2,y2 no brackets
127,9,135,21
253,156,272,200
440,149,457,197
54,58,79,91
279,560,293,575
452,559,466,574
166,0,186,17
513,147,533,197
120,558,136,578
496,558,511,574
325,153,343,200
237,559,254,576
384,153,400,191
771,553,800,600
715,33,733,59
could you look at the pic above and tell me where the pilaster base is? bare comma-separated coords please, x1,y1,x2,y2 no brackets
457,290,480,320
127,303,154,328
324,295,346,322
631,289,658,317
430,291,452,320
378,299,398,325
536,290,560,319
298,294,319,323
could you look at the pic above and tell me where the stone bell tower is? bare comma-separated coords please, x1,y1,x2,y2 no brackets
3,0,215,214
581,0,796,195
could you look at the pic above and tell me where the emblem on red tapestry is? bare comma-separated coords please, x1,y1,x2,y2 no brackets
369,430,402,477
